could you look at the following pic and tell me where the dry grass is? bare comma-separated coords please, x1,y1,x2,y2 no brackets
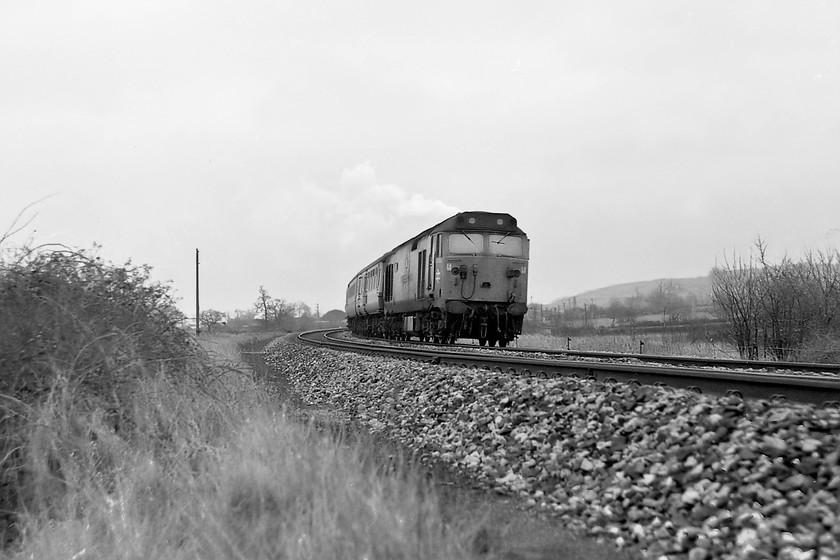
4,333,491,560
517,332,740,358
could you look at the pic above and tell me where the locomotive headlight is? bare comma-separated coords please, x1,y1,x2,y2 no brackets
506,269,521,278
451,266,461,276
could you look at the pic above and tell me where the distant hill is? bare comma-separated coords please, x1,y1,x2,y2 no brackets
547,276,712,309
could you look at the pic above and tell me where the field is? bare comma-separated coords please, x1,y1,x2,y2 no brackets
517,332,740,359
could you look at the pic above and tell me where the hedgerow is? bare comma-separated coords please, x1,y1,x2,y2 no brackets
0,245,193,544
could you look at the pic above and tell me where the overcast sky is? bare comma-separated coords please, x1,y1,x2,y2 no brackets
2,1,839,316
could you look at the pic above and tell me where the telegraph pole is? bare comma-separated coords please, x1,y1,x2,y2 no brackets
195,248,200,335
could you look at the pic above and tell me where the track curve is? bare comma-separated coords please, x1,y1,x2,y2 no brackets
297,329,840,407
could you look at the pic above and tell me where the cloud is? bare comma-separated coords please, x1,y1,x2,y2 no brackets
206,161,458,302
218,163,460,310
325,162,460,248
339,162,378,191
399,193,459,218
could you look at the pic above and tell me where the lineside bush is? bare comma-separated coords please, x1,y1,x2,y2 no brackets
0,245,194,543
712,242,840,361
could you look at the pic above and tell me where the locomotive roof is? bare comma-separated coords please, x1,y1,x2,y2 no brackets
349,211,526,283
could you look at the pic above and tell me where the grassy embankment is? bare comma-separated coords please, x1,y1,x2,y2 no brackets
0,246,487,559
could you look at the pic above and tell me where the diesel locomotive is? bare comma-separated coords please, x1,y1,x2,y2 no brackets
345,211,529,346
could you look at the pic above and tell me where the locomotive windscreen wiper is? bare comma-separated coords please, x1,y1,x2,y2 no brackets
460,230,475,244
492,232,510,244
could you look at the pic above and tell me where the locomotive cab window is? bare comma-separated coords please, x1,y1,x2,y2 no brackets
488,234,523,257
448,233,484,254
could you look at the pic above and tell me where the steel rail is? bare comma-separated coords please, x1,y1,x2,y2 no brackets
497,346,840,376
297,329,840,408
354,332,840,376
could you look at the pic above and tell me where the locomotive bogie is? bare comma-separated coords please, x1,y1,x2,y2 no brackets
345,211,529,346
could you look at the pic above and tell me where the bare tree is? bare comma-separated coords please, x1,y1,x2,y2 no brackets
646,280,690,323
802,249,840,332
713,240,840,361
295,301,315,330
233,308,256,321
752,241,809,360
270,298,295,327
712,251,761,359
254,285,272,326
199,309,227,333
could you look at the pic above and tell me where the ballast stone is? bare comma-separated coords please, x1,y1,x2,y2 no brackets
264,338,840,560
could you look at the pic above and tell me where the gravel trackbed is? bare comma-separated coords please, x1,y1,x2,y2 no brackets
265,337,840,560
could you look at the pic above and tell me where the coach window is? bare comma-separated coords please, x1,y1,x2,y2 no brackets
488,235,523,257
449,233,484,254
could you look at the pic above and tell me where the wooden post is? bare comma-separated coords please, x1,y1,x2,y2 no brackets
195,248,200,335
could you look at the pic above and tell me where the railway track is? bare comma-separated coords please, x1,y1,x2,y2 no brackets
298,329,840,407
